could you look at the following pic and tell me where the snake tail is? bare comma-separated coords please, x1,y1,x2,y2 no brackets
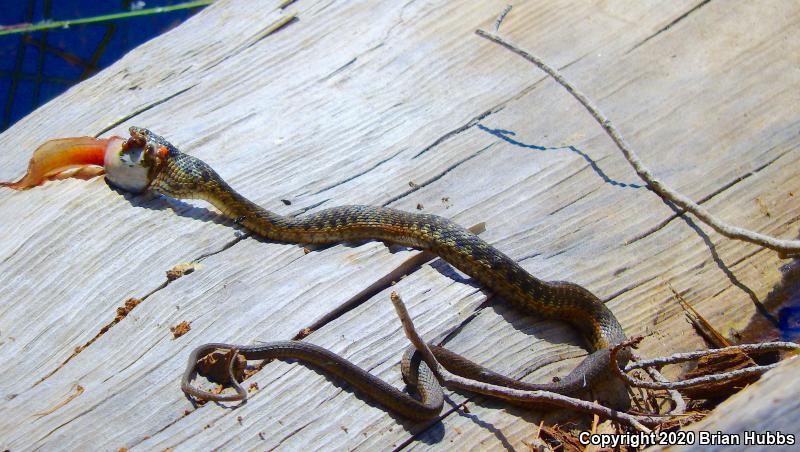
119,127,629,411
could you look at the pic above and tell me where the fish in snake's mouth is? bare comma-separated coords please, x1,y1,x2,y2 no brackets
0,135,122,190
0,126,173,194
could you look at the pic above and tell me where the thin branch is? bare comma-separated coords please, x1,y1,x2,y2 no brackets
389,292,661,432
493,5,512,33
610,338,799,391
624,341,799,371
626,362,782,391
634,352,687,415
609,339,683,414
476,6,800,257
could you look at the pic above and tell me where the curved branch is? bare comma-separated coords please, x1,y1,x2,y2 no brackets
389,292,664,432
475,6,800,257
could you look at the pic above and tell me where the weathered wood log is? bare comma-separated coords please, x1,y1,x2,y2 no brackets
1,0,797,449
655,356,800,451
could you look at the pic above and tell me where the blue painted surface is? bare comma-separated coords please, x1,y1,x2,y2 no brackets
0,1,207,131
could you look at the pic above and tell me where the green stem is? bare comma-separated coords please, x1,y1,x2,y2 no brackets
0,1,214,36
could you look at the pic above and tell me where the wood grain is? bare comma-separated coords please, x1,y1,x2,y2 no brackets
0,0,797,449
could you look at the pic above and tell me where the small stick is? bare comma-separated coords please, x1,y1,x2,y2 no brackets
624,342,799,371
492,5,512,33
389,291,660,432
610,339,798,391
637,354,686,415
475,6,800,257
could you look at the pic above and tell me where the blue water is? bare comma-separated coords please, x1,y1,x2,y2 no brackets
0,1,207,131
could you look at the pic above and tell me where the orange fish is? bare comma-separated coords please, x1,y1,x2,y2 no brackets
0,136,122,190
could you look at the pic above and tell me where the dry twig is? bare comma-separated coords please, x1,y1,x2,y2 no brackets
389,291,662,432
384,6,800,432
610,338,798,391
635,352,687,415
475,6,800,257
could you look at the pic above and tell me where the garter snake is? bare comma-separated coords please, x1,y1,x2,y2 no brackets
120,126,628,419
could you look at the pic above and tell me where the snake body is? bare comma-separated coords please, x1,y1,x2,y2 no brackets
181,342,445,420
123,127,628,418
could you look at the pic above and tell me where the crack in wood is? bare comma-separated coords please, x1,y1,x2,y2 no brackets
477,124,644,189
627,0,713,53
35,401,99,446
195,235,249,262
317,57,358,83
31,287,160,387
103,336,168,384
604,273,660,303
30,193,361,392
245,14,299,50
728,247,764,269
32,384,84,418
421,53,595,168
547,188,597,217
268,419,315,451
412,108,503,159
130,391,202,449
293,223,486,341
311,147,404,196
403,48,584,169
383,143,495,207
674,202,782,328
94,84,198,137
29,231,250,389
201,12,299,72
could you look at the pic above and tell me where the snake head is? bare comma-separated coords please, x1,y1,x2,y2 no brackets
103,127,179,193
124,127,229,201
127,126,179,158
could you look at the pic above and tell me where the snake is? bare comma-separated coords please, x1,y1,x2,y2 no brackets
8,126,628,420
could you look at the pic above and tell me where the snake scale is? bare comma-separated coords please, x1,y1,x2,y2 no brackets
123,127,628,419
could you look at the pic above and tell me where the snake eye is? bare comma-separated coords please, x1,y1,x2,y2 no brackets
158,146,169,158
